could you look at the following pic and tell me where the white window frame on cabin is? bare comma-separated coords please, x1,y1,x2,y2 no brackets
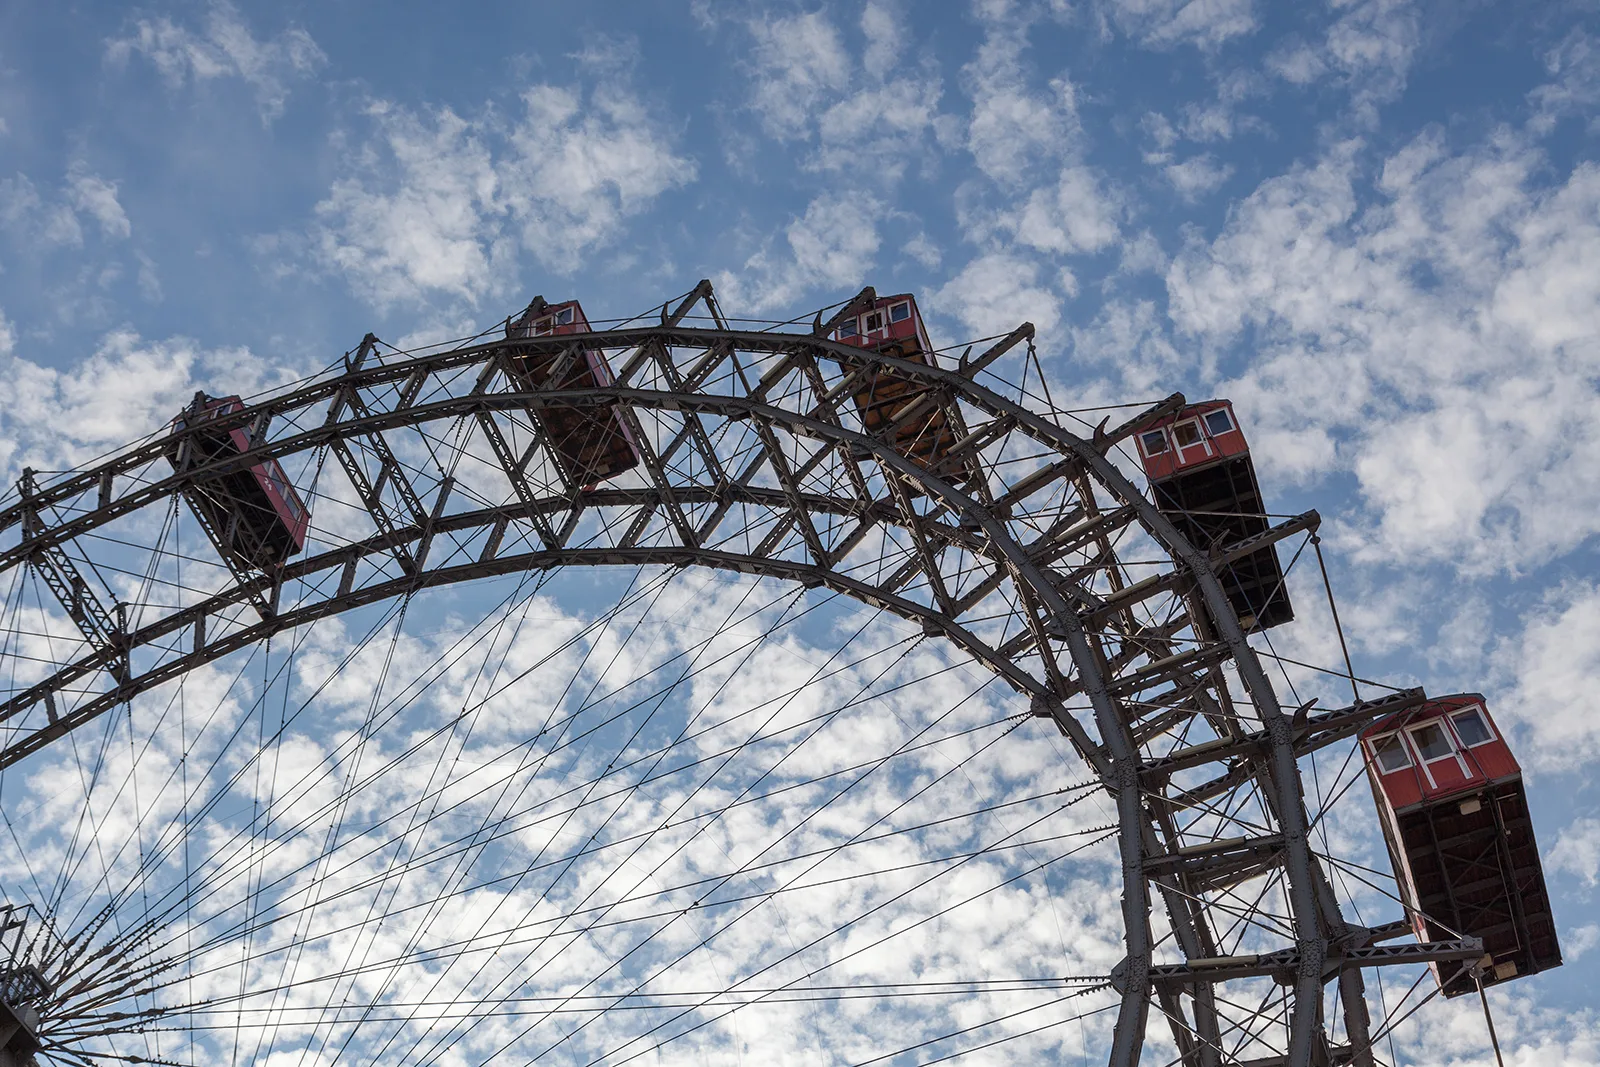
1202,408,1234,437
1368,731,1413,774
889,301,911,323
1172,418,1211,454
1138,429,1170,458
1406,720,1469,788
1447,705,1496,748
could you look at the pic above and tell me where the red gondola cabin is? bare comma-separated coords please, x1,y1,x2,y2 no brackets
1362,695,1561,996
832,293,967,483
1134,400,1292,632
165,394,310,572
504,298,640,489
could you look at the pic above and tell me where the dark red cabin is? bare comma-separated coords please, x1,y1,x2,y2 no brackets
832,293,967,483
1362,695,1562,995
165,394,310,572
1134,400,1292,632
504,298,640,489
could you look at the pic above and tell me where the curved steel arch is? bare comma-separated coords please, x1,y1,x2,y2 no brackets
0,292,1468,1066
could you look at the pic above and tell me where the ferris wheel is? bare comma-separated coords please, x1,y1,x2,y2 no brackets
0,281,1559,1066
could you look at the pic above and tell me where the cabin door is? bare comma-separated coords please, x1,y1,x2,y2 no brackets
1406,720,1473,793
1170,417,1214,467
861,309,887,347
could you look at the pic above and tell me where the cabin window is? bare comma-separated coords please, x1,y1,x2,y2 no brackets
1371,733,1411,773
1450,707,1494,747
1408,722,1455,763
1203,409,1233,436
864,311,884,332
533,316,553,334
838,320,858,339
1140,430,1169,456
262,465,298,518
271,466,303,520
889,302,911,323
1173,421,1202,448
556,307,574,325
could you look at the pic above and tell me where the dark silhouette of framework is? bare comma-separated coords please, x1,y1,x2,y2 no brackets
0,282,1485,1066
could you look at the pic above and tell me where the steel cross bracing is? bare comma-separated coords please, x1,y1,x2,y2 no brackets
0,286,1462,1066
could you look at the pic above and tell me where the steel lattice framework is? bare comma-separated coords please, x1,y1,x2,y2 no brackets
0,283,1478,1066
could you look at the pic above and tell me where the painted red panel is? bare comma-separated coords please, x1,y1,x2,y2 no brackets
833,293,935,362
526,299,593,337
1361,694,1519,813
1135,400,1250,483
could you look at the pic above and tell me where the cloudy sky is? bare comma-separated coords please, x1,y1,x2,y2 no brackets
2,0,1599,1063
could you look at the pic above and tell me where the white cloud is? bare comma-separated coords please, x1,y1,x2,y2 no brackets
0,173,80,248
746,11,852,140
64,163,130,240
1267,40,1327,85
1165,154,1234,200
933,251,1061,339
961,33,1082,187
136,250,163,302
814,75,943,180
743,5,943,183
717,192,883,313
507,83,697,258
1168,128,1600,572
1324,0,1419,103
902,232,942,269
1548,816,1600,887
0,167,134,249
311,80,695,310
1102,0,1258,51
0,326,298,480
1141,75,1262,172
1265,0,1420,115
1569,923,1600,959
1179,77,1256,141
931,12,1118,354
1006,165,1123,255
105,0,325,123
1499,584,1600,774
1531,28,1600,134
1142,111,1179,161
1065,297,1184,397
314,104,509,309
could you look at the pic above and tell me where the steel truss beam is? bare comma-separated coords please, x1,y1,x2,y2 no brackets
0,300,1444,1066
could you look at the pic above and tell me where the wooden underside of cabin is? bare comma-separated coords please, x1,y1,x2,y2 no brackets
1395,777,1562,996
1150,457,1293,632
849,338,973,488
508,346,639,488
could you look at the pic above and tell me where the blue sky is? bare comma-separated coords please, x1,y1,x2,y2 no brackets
2,0,1600,1063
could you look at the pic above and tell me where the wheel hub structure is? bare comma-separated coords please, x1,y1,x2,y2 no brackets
0,285,1471,1065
